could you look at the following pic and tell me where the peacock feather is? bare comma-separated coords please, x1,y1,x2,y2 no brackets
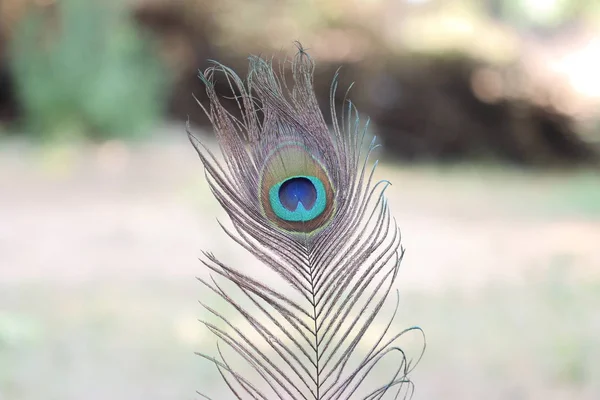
188,43,424,400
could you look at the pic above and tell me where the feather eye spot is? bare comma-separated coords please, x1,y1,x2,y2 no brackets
268,176,326,222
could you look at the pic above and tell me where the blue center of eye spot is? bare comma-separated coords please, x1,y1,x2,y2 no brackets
279,177,316,212
268,176,327,222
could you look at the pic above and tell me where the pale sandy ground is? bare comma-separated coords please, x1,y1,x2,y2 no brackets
1,124,600,399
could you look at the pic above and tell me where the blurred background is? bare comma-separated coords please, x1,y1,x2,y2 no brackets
1,0,600,399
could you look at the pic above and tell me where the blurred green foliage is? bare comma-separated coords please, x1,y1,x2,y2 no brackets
492,0,582,29
9,0,170,141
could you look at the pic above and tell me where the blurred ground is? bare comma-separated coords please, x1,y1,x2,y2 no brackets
1,125,599,399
